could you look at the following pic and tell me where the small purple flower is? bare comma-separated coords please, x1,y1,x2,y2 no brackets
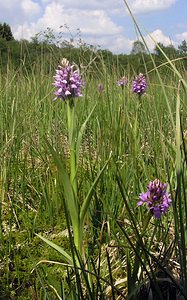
98,83,103,93
117,76,128,88
132,73,147,96
53,58,83,101
137,179,172,218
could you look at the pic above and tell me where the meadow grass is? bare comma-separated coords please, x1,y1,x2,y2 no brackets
0,42,187,299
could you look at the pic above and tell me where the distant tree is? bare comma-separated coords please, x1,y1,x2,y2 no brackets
155,43,178,58
0,37,7,54
178,40,187,56
131,40,146,54
0,22,14,41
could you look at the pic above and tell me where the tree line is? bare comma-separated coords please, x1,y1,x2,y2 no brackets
131,39,187,57
0,22,186,75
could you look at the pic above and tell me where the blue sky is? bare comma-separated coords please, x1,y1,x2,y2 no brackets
0,0,186,53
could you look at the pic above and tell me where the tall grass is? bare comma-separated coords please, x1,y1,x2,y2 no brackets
0,19,187,300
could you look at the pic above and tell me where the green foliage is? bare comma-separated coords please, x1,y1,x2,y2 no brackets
154,42,178,58
0,23,186,78
0,22,14,41
131,40,147,55
178,40,187,56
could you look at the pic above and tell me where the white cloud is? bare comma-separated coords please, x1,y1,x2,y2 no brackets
74,10,123,36
13,1,125,52
36,2,123,36
0,0,41,23
176,31,187,41
21,0,41,16
41,0,52,3
13,23,38,41
128,0,176,14
143,29,174,51
84,35,133,54
109,36,133,53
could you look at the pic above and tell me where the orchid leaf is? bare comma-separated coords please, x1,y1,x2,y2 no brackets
45,139,79,229
36,234,73,265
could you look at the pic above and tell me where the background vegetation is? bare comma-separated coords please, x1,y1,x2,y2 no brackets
0,22,187,75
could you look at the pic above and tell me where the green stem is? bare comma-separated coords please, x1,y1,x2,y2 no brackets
67,99,78,202
67,99,82,256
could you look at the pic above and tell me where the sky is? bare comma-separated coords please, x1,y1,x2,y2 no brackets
0,0,186,54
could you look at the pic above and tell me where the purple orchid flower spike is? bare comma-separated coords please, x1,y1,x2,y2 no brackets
53,58,83,101
138,179,172,219
117,76,128,89
132,73,147,98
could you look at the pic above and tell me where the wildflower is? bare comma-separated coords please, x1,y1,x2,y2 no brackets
132,73,147,96
117,76,128,88
98,83,103,93
137,179,172,218
53,59,83,100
